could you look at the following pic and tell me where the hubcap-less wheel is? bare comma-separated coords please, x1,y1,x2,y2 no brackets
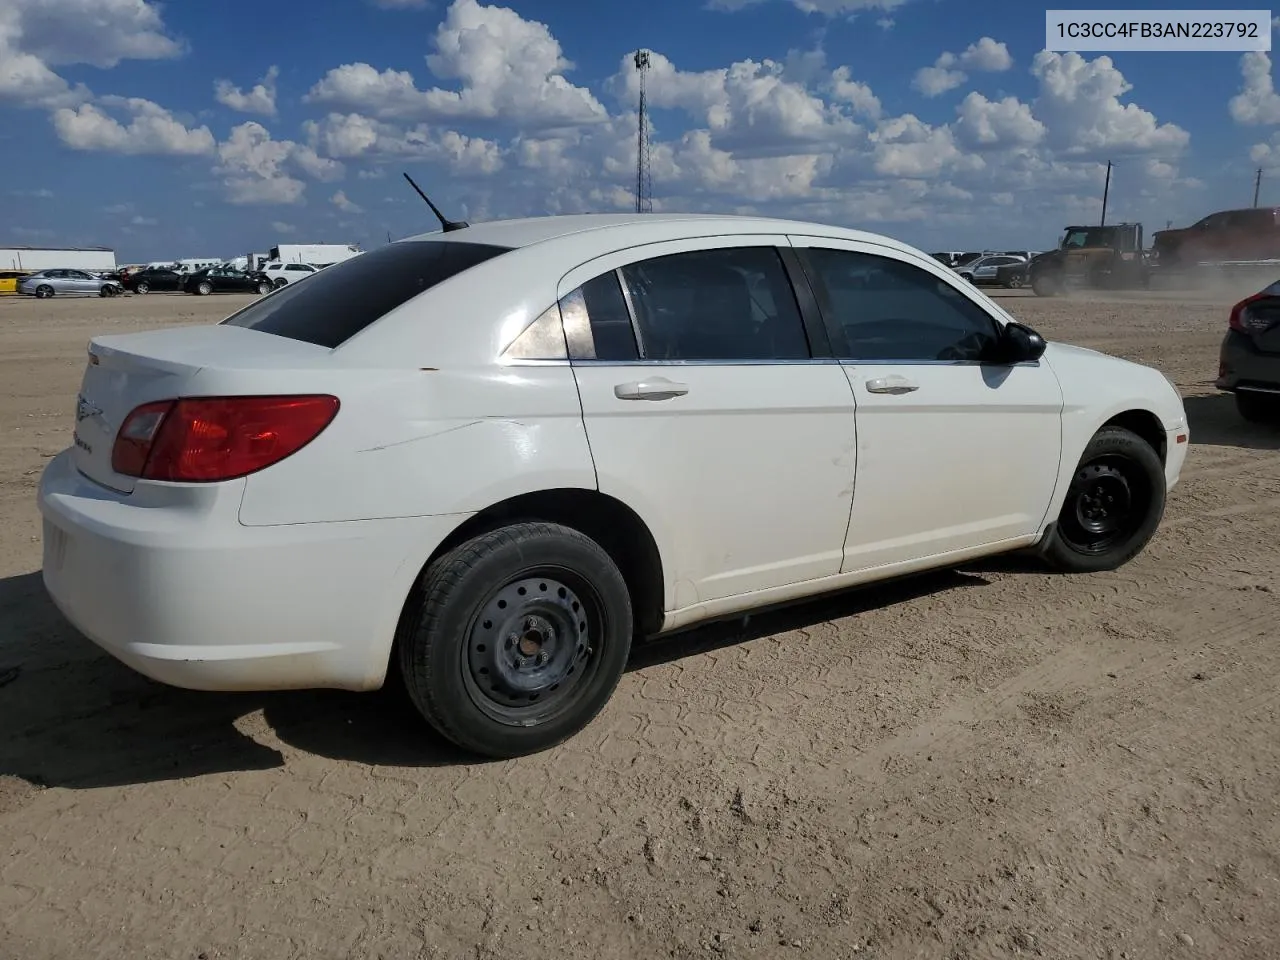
464,574,599,724
1059,457,1146,555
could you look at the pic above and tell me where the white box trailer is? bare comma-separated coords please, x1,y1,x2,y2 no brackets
268,243,361,268
0,246,116,272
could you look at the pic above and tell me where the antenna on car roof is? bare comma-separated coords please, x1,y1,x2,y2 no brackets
402,172,469,232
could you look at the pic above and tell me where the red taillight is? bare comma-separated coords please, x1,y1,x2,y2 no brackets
1229,292,1268,332
111,395,339,482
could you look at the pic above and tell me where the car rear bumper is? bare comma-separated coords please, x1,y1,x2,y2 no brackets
1216,328,1280,393
37,449,465,693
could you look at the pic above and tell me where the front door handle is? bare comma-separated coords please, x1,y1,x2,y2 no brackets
865,375,919,395
614,377,690,401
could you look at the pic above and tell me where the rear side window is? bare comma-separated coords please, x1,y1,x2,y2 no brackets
221,240,511,348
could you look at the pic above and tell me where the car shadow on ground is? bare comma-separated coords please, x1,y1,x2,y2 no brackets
1182,392,1280,450
0,567,991,789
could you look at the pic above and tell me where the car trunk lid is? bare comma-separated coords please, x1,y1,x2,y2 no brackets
72,324,335,494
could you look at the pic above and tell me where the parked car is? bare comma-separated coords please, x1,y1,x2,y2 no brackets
955,254,1027,286
182,264,274,296
120,267,184,294
1216,279,1280,421
38,212,1189,759
19,269,122,298
0,269,31,295
262,261,320,288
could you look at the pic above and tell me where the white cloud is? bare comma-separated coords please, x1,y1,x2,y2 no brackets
307,0,607,127
271,221,297,233
303,111,504,174
1230,52,1280,126
0,0,182,109
913,37,1012,97
130,214,157,226
1031,51,1189,157
215,121,340,205
611,49,863,152
214,65,279,116
51,98,216,155
953,92,1045,151
331,190,363,213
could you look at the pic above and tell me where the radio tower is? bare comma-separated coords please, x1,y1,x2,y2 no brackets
634,49,653,213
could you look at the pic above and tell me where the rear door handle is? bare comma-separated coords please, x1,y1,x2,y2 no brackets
865,375,919,395
614,377,690,401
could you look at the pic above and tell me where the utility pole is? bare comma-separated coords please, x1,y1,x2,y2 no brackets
1100,160,1112,226
1254,167,1263,207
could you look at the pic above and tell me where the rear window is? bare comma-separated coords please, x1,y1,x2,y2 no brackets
220,240,511,348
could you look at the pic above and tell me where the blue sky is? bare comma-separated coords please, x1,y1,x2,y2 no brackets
1,0,1278,261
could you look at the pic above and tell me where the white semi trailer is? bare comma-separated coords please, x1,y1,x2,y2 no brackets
0,246,116,272
267,243,362,268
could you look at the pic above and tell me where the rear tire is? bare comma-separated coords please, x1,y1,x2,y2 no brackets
1006,273,1024,289
135,281,150,294
1040,426,1166,574
1235,389,1280,423
35,285,53,299
196,281,213,296
273,277,288,289
397,521,633,759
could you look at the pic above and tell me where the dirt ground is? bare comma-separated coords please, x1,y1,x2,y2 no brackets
1,286,1278,960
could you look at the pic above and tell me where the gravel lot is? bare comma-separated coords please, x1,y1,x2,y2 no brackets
2,288,1278,960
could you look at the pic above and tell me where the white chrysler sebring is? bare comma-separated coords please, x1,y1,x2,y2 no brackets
38,212,1189,758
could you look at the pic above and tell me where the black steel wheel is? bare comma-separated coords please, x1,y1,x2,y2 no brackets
1041,426,1166,573
397,521,634,758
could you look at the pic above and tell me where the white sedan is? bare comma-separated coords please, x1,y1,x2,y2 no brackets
38,213,1189,758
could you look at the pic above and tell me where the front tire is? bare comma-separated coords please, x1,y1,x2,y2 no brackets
256,281,272,295
397,521,634,758
1032,271,1062,297
1040,426,1166,574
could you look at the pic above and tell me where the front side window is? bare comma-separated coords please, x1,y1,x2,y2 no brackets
615,246,810,361
221,240,511,349
800,248,1001,363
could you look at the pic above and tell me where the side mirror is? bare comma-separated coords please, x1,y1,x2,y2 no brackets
998,321,1047,363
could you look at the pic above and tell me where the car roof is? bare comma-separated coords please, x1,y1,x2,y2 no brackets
400,212,920,257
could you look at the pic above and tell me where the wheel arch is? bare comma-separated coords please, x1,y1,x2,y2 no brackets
1101,408,1167,464
387,488,667,681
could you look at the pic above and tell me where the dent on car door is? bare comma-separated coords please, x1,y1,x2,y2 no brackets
788,238,1064,572
559,238,857,607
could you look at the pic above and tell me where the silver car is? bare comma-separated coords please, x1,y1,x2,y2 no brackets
955,254,1026,286
19,269,123,299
